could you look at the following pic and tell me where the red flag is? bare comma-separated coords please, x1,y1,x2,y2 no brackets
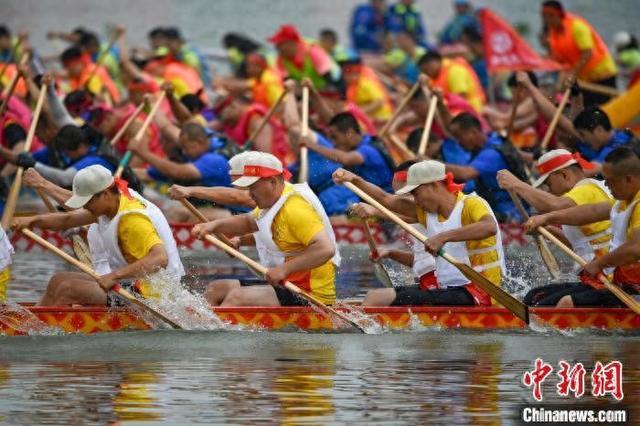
480,8,564,73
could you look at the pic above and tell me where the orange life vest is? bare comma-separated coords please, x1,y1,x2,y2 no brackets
0,63,27,99
431,57,486,113
70,64,121,104
547,13,616,81
251,68,284,109
162,62,206,103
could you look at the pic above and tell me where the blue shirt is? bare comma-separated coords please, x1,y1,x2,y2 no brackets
288,131,341,191
353,135,394,193
350,4,386,52
468,133,518,220
148,151,230,187
386,3,427,46
576,129,634,164
72,153,115,173
440,137,475,193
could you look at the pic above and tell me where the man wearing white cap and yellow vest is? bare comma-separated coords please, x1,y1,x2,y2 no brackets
12,165,184,306
497,149,614,305
333,160,504,306
192,151,340,306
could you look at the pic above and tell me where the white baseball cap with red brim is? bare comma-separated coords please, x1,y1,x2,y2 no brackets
533,149,595,188
232,152,292,188
395,160,447,195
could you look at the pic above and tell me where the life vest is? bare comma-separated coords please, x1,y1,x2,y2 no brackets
0,63,27,99
279,42,328,90
224,103,291,164
254,183,340,295
561,179,612,265
344,102,377,135
251,68,283,109
87,189,185,279
609,196,640,290
345,66,393,121
424,193,505,305
431,57,486,113
113,105,163,159
547,13,617,81
410,223,436,281
69,63,121,104
162,62,206,102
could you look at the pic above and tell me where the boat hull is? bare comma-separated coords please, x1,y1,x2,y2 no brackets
1,306,637,335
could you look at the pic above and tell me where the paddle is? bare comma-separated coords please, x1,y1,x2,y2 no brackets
83,30,122,92
1,82,46,229
534,225,640,315
361,218,393,288
202,233,374,333
389,133,416,161
507,190,561,280
0,53,29,117
417,95,438,156
342,180,529,324
244,88,287,150
540,88,571,151
299,86,310,183
577,79,620,98
20,228,182,329
378,81,420,139
109,99,147,146
114,92,165,178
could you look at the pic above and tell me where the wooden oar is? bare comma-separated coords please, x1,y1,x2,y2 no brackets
299,86,310,183
535,226,640,315
20,228,182,329
83,31,121,91
577,79,620,98
0,38,23,83
109,100,147,146
388,133,416,161
114,92,165,178
342,180,529,324
244,88,287,149
508,191,561,280
540,88,571,151
202,233,373,333
361,219,393,288
378,81,420,139
0,53,29,117
1,83,46,229
417,95,438,156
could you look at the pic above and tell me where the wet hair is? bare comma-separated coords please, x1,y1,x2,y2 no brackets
507,71,539,88
222,32,261,53
60,46,84,62
328,112,361,134
53,125,90,151
180,122,209,143
64,90,93,113
604,146,640,176
320,29,338,43
461,26,483,43
542,1,564,13
573,106,612,132
395,159,418,172
417,51,443,67
0,26,10,39
451,112,482,131
148,27,166,39
180,94,206,114
163,27,182,41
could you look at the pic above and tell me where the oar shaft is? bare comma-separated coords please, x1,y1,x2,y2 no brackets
179,199,236,247
379,81,420,138
417,95,437,156
577,79,620,97
247,89,286,143
540,88,571,150
36,188,56,212
84,31,121,89
109,101,146,146
299,86,310,183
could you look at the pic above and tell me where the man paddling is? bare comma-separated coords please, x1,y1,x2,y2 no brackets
192,152,340,306
12,165,184,306
333,160,505,306
524,147,640,307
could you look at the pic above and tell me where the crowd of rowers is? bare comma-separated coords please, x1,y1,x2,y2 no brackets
0,0,639,312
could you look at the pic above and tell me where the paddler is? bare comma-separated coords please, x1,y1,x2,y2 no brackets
523,146,640,307
59,46,122,104
349,160,437,306
0,224,14,302
541,0,618,105
340,57,393,122
333,160,505,306
497,149,614,301
192,152,340,307
11,165,184,306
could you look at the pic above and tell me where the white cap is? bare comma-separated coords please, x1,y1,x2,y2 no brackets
395,160,446,195
65,165,114,209
228,151,259,177
232,152,288,188
613,31,631,49
532,149,578,188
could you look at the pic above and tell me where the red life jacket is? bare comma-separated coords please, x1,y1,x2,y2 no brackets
113,105,163,158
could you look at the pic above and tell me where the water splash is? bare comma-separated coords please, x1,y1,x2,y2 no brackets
122,270,227,331
0,302,61,336
331,301,384,334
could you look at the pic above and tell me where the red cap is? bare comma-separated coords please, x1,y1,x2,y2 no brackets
268,24,301,45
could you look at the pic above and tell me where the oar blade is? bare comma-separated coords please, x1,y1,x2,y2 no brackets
114,287,182,329
535,235,561,279
450,259,529,324
373,262,394,288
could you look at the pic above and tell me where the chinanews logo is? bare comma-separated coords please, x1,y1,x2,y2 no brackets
489,31,513,55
